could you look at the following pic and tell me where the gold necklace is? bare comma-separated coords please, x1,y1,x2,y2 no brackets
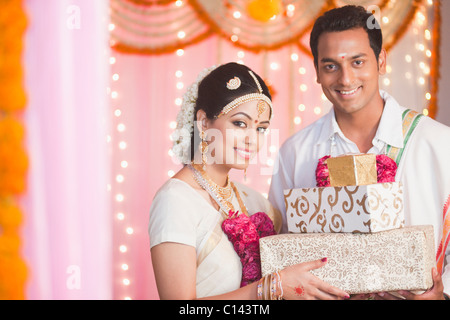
191,163,233,211
189,164,248,216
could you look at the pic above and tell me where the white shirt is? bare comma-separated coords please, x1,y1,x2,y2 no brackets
269,90,450,294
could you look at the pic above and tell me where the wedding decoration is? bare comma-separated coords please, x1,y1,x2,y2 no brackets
109,0,441,127
246,0,282,22
0,0,28,300
260,225,436,294
222,210,276,287
110,0,427,55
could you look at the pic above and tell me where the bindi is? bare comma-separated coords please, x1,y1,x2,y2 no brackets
339,53,347,59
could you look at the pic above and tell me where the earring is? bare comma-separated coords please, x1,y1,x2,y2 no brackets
244,168,247,182
199,130,208,169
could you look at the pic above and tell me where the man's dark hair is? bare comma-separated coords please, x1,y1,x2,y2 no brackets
310,5,383,67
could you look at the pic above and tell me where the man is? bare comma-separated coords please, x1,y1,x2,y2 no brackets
269,5,450,300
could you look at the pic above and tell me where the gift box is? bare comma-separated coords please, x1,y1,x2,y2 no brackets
260,225,436,294
327,154,377,187
285,182,404,233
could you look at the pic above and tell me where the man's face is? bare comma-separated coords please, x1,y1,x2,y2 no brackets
315,28,386,116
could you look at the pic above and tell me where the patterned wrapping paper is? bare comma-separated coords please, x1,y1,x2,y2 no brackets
285,182,405,233
327,154,377,186
260,225,436,294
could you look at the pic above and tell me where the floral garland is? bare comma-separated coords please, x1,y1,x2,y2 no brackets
0,0,28,299
315,154,397,187
222,211,276,287
171,65,217,164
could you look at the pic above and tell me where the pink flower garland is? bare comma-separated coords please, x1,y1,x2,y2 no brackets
221,211,276,287
315,154,397,187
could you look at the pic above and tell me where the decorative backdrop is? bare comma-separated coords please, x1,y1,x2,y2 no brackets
108,0,441,299
13,0,442,300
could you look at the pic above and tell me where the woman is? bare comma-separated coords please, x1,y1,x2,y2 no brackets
148,62,349,300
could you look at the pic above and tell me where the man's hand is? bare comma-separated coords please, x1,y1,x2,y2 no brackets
373,268,445,300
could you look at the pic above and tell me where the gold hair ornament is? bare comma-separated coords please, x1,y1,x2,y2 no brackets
217,71,273,120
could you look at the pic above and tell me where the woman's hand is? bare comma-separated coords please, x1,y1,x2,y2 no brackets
279,258,350,300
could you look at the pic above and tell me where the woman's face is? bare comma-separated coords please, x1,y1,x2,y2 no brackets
202,99,271,170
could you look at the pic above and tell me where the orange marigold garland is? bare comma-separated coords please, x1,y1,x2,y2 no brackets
246,0,282,22
0,0,28,300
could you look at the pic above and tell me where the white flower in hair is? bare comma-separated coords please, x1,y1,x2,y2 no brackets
171,65,217,164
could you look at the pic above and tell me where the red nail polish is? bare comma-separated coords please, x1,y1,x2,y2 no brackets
321,257,327,262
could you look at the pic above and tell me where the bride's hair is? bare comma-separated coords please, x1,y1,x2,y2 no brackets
190,62,271,160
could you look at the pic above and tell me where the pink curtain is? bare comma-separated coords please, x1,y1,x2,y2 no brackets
22,0,111,299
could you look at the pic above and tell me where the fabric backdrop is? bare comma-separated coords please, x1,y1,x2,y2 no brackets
21,0,441,299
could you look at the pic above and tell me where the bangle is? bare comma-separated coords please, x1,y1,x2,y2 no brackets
276,271,284,300
257,272,284,300
257,278,263,300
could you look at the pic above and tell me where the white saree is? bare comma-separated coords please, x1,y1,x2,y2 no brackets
149,178,281,298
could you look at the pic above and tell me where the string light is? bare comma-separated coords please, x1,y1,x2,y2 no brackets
314,107,322,115
109,49,137,299
117,123,125,132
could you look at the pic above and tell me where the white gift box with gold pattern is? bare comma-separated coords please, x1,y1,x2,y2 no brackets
260,225,436,294
285,182,404,233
